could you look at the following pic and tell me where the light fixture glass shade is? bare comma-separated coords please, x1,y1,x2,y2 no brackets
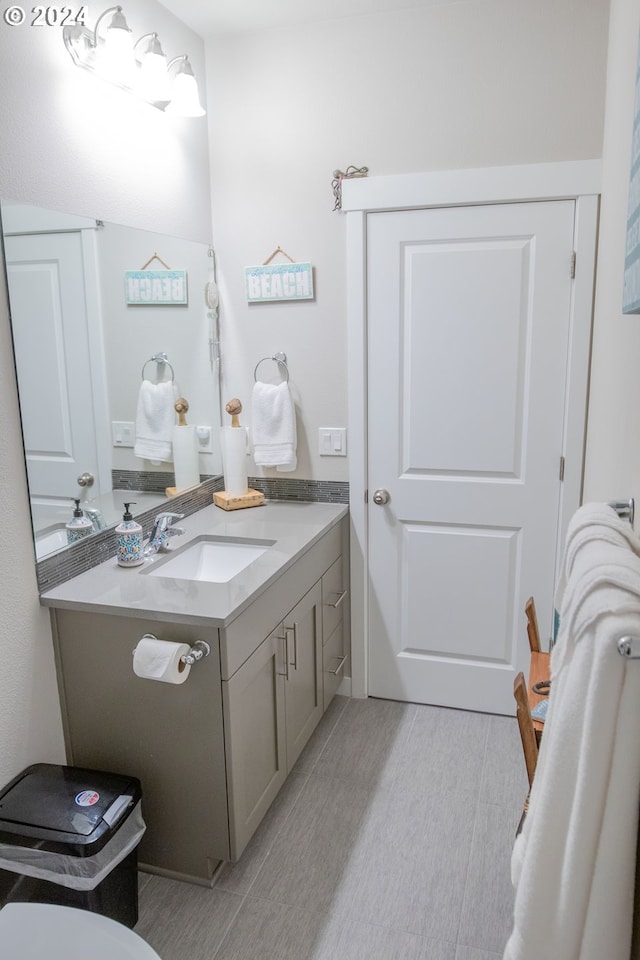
97,6,136,87
166,58,205,117
136,33,171,102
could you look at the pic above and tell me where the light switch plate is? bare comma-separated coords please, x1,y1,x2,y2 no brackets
319,427,347,456
112,421,135,447
196,425,213,454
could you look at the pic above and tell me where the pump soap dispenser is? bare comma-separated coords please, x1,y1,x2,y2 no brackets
66,499,93,545
116,503,144,567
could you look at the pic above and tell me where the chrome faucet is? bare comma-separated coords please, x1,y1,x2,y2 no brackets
83,506,107,532
144,512,185,556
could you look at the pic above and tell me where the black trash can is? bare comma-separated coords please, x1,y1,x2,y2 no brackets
0,763,144,928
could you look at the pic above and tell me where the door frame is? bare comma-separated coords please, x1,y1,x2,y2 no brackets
343,160,601,699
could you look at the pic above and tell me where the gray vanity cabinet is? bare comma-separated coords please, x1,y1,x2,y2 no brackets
223,580,323,861
48,514,349,883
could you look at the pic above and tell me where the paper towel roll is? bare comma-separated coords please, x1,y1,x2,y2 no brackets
173,425,200,492
221,426,248,497
133,636,191,684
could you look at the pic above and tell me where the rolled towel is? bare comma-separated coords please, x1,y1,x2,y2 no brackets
252,381,297,471
134,380,176,462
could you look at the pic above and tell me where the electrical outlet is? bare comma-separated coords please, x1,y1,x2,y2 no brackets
196,425,213,454
319,427,347,456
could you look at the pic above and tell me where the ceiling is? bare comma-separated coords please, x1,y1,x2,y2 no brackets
158,0,470,39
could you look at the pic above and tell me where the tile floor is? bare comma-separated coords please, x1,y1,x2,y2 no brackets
136,696,527,960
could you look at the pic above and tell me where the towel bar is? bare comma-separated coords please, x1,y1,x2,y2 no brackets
254,352,289,383
608,499,635,526
617,637,640,659
142,352,175,382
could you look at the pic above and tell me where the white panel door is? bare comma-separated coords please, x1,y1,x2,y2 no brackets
5,232,100,504
367,200,575,714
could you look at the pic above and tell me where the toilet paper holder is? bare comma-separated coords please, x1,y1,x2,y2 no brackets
133,636,211,666
180,640,211,665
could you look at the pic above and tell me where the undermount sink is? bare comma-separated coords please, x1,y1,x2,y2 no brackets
143,536,275,583
35,524,69,559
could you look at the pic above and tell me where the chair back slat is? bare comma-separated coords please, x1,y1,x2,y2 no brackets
514,671,539,787
525,596,541,653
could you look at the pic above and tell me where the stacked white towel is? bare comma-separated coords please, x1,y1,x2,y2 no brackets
251,381,297,472
504,503,640,960
134,380,176,463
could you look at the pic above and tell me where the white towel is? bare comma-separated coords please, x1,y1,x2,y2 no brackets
504,503,640,960
134,380,176,463
251,381,297,471
553,502,640,615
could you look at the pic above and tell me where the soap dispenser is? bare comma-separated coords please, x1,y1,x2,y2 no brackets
66,499,93,545
116,502,144,567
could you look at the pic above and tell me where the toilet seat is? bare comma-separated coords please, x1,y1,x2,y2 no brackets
0,902,161,959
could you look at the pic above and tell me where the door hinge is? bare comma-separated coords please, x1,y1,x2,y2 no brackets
559,456,565,482
364,489,368,504
570,251,576,279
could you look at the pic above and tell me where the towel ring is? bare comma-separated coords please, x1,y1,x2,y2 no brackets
141,353,175,383
254,352,289,383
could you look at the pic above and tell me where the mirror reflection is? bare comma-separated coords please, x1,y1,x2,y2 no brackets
1,202,222,560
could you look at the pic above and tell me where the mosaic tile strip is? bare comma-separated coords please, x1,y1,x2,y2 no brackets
111,470,223,493
112,469,174,493
36,477,349,592
247,478,349,504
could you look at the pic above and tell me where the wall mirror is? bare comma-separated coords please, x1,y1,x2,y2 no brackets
1,201,222,561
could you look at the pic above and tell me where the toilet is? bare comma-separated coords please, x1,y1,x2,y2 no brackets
0,902,161,959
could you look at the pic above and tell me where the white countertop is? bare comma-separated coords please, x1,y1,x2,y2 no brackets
40,501,348,628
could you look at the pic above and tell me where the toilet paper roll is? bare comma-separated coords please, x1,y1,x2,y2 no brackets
133,636,192,684
221,426,248,497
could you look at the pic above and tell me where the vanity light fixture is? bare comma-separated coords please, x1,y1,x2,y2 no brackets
164,57,206,118
97,5,136,86
62,5,206,118
134,33,171,103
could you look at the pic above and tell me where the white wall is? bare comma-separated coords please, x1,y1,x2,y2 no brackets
0,1,210,786
206,0,610,481
583,0,640,508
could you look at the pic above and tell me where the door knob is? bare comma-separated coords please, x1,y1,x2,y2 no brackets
372,489,390,505
77,472,95,487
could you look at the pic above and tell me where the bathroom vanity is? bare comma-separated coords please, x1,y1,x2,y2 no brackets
40,502,349,884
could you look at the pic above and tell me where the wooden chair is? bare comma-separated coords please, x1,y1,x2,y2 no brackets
525,595,541,652
514,670,540,834
514,671,539,788
525,596,550,742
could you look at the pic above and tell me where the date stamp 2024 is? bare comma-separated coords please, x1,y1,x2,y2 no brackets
3,5,87,26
